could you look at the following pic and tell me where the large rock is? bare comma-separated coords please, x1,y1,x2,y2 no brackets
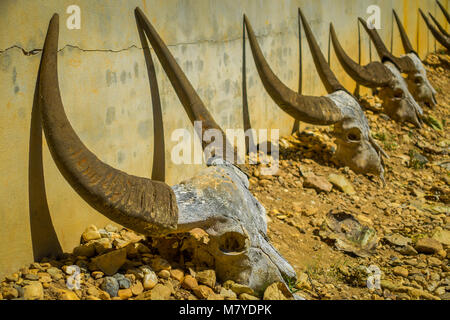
91,248,127,275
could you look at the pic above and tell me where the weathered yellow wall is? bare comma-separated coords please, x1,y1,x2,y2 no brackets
0,0,447,278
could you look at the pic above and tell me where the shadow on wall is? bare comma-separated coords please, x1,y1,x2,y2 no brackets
28,58,62,261
135,11,166,182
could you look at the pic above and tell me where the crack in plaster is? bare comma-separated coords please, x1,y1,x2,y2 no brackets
0,29,291,56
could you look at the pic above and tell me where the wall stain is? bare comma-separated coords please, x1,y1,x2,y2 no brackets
105,107,116,125
138,119,151,139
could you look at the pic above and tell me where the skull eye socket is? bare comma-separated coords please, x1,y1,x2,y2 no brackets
218,231,248,254
414,76,423,85
393,88,405,99
346,128,361,142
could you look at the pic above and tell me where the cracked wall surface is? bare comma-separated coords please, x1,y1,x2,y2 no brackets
0,0,447,278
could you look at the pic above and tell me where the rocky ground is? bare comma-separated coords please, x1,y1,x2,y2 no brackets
242,52,450,300
0,53,448,301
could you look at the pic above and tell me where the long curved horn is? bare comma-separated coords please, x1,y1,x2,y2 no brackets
330,23,392,88
392,10,416,54
437,0,450,24
134,8,226,148
419,9,450,51
429,12,450,38
243,15,343,125
358,17,416,73
39,14,178,236
298,8,346,94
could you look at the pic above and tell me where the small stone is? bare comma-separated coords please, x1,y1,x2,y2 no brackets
393,266,409,278
196,269,216,288
182,275,198,291
415,238,443,254
224,281,254,296
295,272,311,290
193,285,215,299
118,289,133,300
143,272,158,290
57,289,80,300
105,224,119,233
328,174,356,195
219,287,238,300
25,274,39,281
91,248,127,275
131,281,144,296
158,270,170,279
23,282,44,300
91,271,104,279
87,287,99,297
431,228,450,246
98,290,111,300
151,257,171,272
428,257,442,267
101,277,119,297
263,282,293,300
86,295,101,300
5,273,19,282
148,283,172,300
384,234,412,247
38,273,52,283
303,173,333,193
47,267,63,280
82,225,101,242
170,269,185,282
2,287,19,300
136,243,151,254
239,293,259,300
399,245,418,256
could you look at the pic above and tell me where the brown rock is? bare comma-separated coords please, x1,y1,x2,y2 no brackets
57,289,80,300
149,284,172,300
151,257,171,272
143,272,158,290
303,173,333,193
170,269,185,282
193,285,215,299
393,266,409,278
91,248,127,275
239,293,259,300
182,275,198,291
131,281,144,296
219,287,238,300
23,282,44,300
158,270,170,279
328,174,356,195
82,225,101,242
2,287,19,300
263,282,293,300
196,269,216,288
118,289,133,300
415,238,443,254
